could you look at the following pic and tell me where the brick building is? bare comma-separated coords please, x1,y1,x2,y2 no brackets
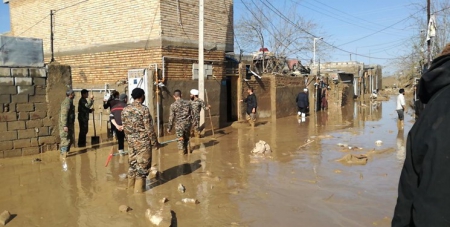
5,0,236,129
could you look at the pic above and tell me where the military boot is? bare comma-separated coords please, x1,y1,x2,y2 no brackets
127,177,135,190
134,177,145,193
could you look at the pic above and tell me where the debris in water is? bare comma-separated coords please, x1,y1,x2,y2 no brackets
0,210,11,225
119,205,132,213
251,140,271,154
178,184,186,193
150,167,160,178
336,154,368,165
375,140,383,146
118,173,127,179
360,173,364,180
334,169,342,174
145,207,172,226
337,143,349,147
32,158,42,163
160,198,169,204
181,198,200,204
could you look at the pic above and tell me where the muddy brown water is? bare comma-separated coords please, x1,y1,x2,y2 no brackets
0,97,411,227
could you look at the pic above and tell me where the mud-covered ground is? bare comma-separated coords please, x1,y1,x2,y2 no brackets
0,96,411,226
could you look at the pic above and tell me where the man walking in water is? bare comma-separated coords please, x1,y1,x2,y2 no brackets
121,88,159,193
240,88,257,127
167,90,192,155
396,88,406,130
189,89,210,138
296,88,309,122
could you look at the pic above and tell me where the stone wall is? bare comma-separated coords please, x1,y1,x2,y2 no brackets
0,64,71,158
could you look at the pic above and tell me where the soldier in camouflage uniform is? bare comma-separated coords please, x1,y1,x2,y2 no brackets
60,90,76,157
189,89,210,138
77,89,94,147
121,88,159,193
167,89,192,154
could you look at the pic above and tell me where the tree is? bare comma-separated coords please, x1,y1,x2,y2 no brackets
235,0,326,74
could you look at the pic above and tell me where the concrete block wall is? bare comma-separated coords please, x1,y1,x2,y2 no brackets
0,67,58,158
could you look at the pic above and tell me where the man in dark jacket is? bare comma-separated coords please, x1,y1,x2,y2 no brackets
103,91,120,137
296,88,309,122
392,45,450,226
240,88,257,127
110,94,128,155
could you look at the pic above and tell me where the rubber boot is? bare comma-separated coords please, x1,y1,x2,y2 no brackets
60,146,68,159
134,177,145,193
127,177,135,190
250,121,255,127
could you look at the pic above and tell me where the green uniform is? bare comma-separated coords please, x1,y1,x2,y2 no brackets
77,97,93,147
190,98,207,137
122,101,158,179
168,99,192,153
60,97,75,153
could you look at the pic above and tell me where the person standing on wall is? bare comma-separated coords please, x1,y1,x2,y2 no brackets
189,89,210,138
77,89,94,147
167,90,192,155
104,91,120,137
296,88,309,122
396,88,406,130
240,87,258,127
110,94,128,155
121,88,159,193
60,89,76,158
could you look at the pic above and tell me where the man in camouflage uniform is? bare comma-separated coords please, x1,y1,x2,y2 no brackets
189,89,210,138
167,89,192,154
60,89,76,157
121,88,159,193
77,89,94,147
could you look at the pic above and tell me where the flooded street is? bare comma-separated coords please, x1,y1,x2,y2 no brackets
0,96,412,227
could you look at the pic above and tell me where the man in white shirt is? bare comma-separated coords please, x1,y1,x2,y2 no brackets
396,88,406,129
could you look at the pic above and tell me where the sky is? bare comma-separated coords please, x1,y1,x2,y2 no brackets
0,0,427,75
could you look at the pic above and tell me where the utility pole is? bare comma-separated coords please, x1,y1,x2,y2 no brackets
198,0,205,128
50,10,55,62
427,0,431,68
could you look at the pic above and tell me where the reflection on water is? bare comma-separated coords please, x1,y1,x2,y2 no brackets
0,96,410,227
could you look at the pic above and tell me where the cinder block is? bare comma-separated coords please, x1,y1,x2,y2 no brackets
0,95,11,103
17,86,35,95
5,103,16,112
7,121,25,130
30,138,38,147
17,103,34,112
22,147,40,156
38,127,49,136
0,112,17,122
38,136,56,145
15,77,33,86
33,78,46,86
29,68,46,77
11,94,29,103
0,131,17,142
0,141,13,150
34,103,47,112
29,95,46,103
0,77,14,85
18,112,29,120
11,68,29,77
35,85,46,95
0,122,6,131
13,139,31,149
18,129,36,139
30,111,46,120
42,118,53,126
0,86,17,95
0,68,11,77
3,149,22,158
26,119,43,128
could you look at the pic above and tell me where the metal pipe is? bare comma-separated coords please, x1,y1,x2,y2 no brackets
50,10,55,62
